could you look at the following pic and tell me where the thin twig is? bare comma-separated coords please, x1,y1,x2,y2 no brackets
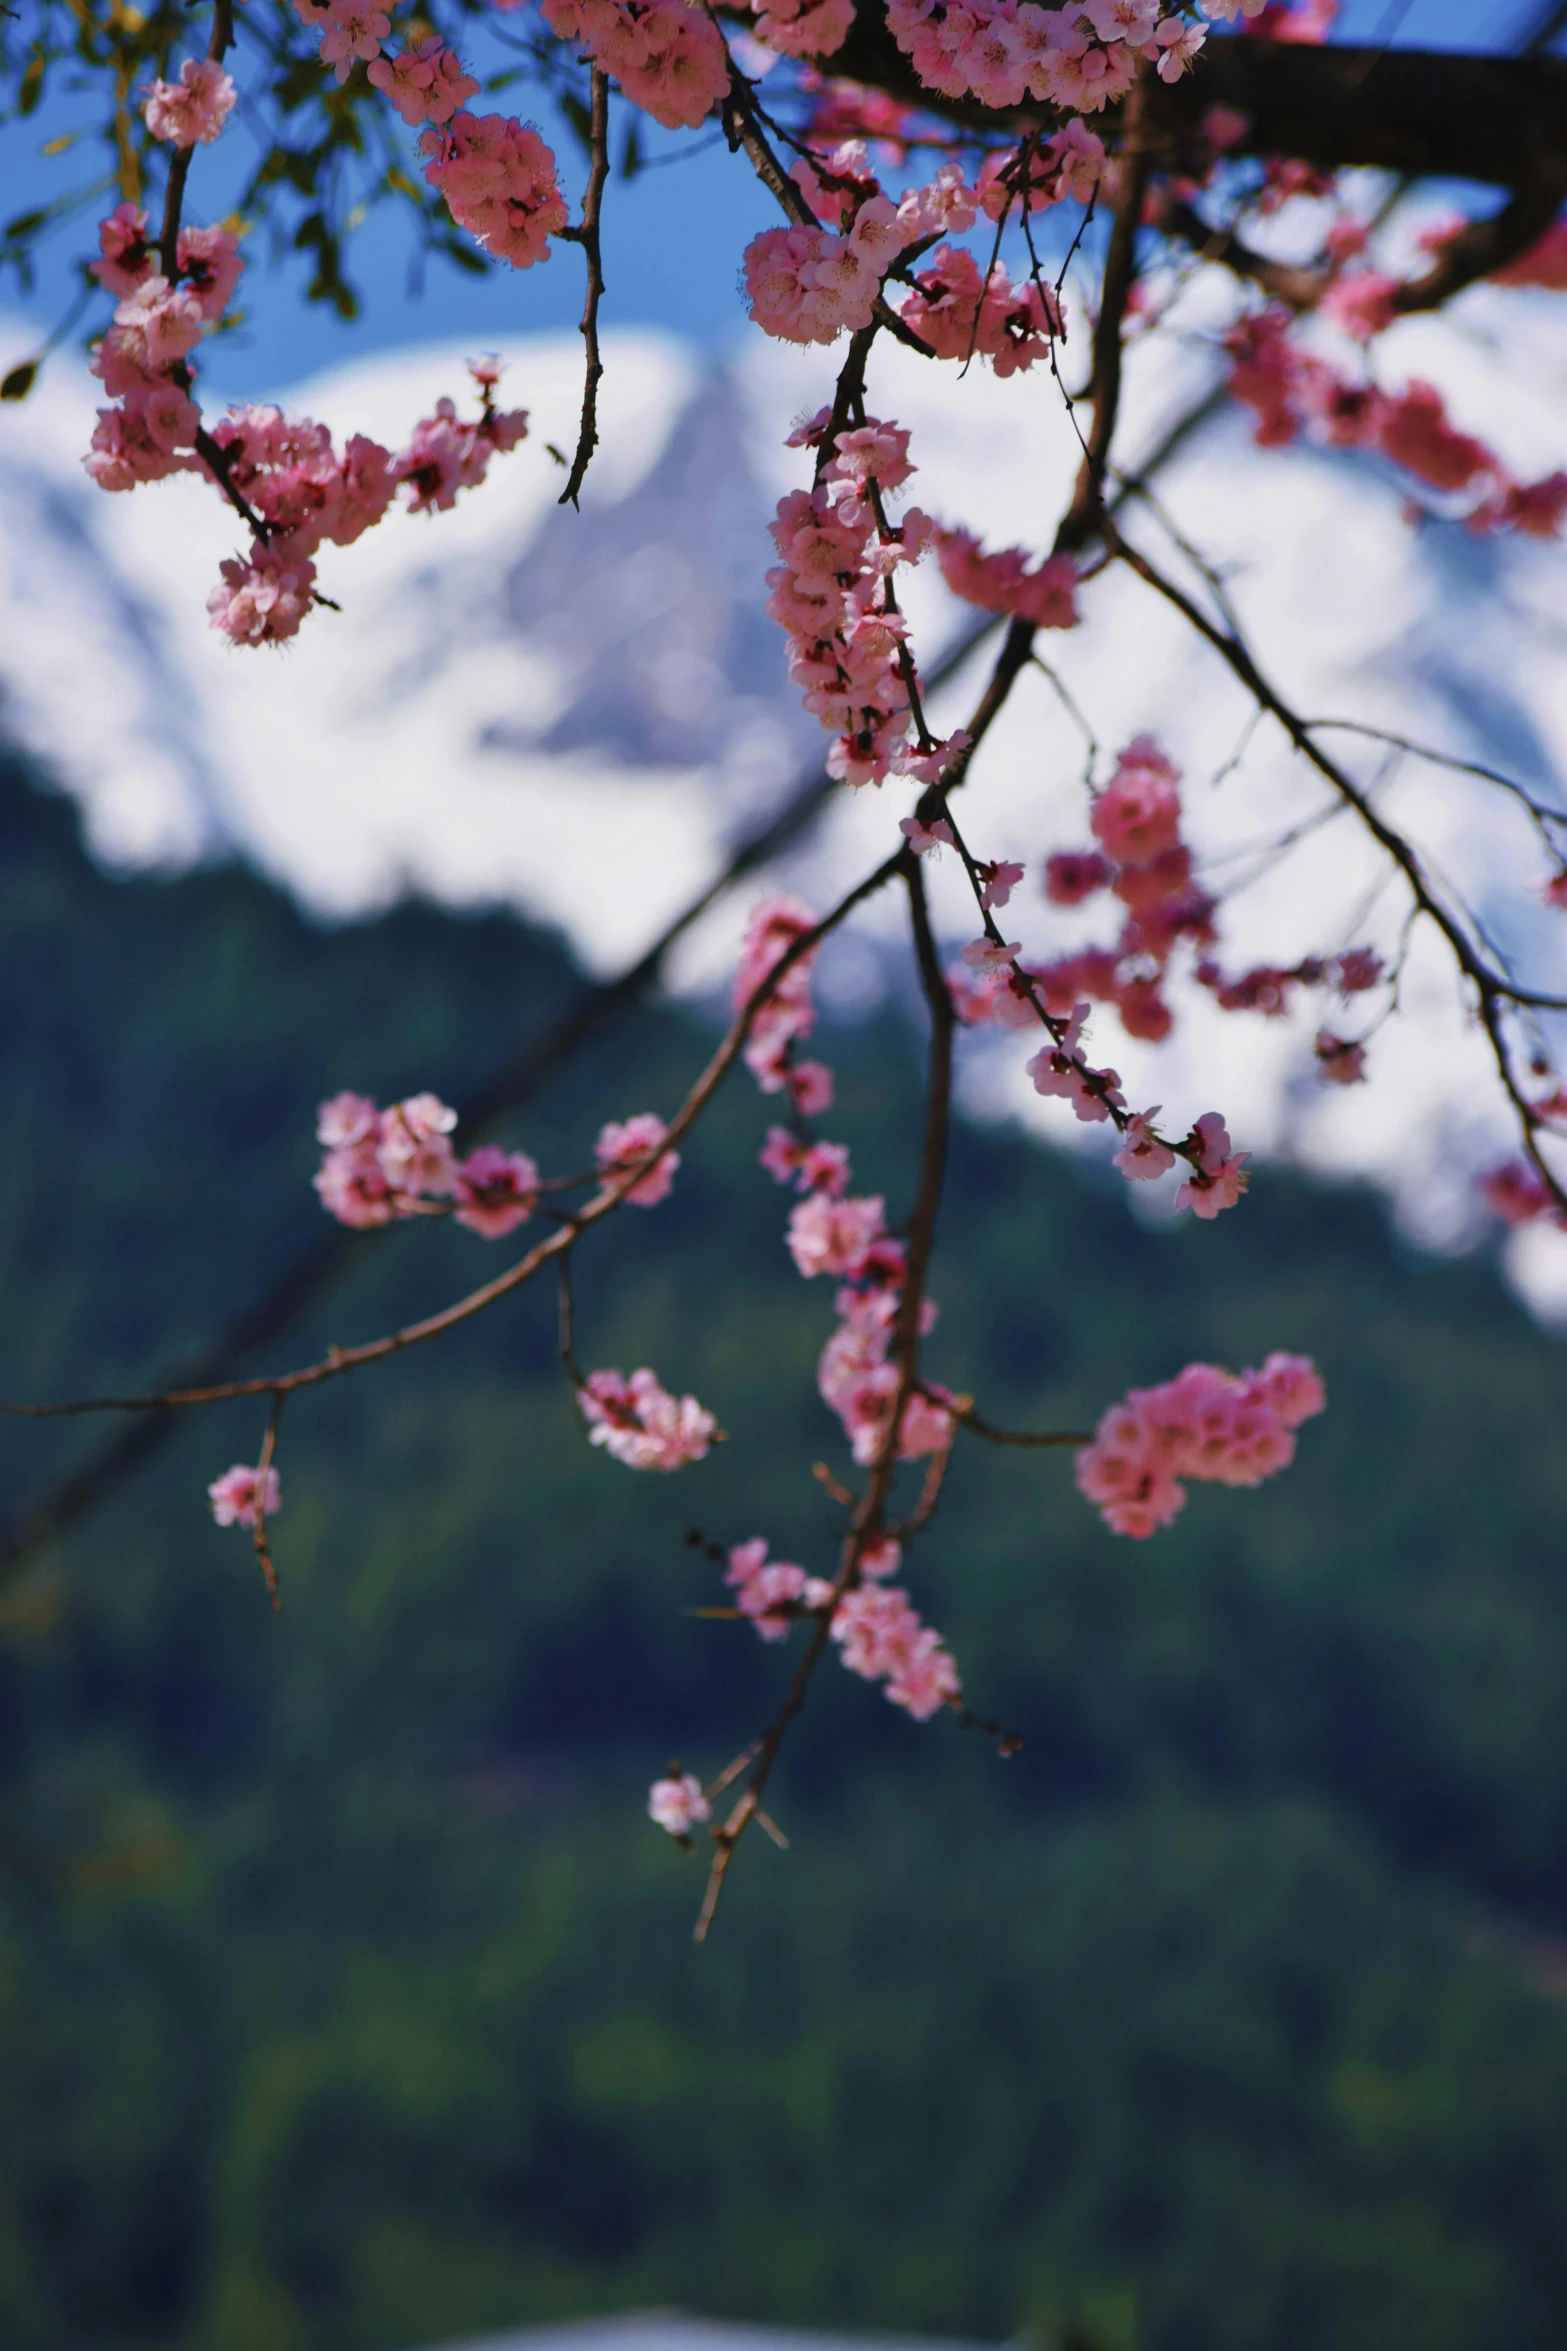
251,1390,284,1614
1108,521,1567,1213
0,854,905,1424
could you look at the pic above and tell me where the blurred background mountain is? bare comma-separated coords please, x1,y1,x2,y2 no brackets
2,744,1567,2351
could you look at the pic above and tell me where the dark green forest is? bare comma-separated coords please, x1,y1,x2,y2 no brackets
2,753,1567,2351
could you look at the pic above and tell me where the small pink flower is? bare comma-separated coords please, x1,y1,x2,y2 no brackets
787,1192,886,1279
580,1367,719,1472
648,1772,709,1834
207,544,317,647
980,860,1025,910
208,1463,281,1529
1542,871,1567,912
596,1113,679,1207
961,936,1021,973
1044,850,1114,906
1322,269,1399,344
1113,1110,1176,1181
1314,1031,1367,1086
454,1144,539,1237
900,816,955,856
143,56,236,145
787,1060,835,1117
1175,1112,1251,1219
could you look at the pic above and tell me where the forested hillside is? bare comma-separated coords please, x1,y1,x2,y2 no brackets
2,755,1566,2351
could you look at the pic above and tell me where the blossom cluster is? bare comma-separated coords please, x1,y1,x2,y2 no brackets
579,1367,720,1469
313,1090,540,1234
282,1,567,269
85,175,530,644
1075,1351,1326,1537
934,524,1079,626
745,142,975,347
766,415,968,788
723,1534,961,1719
884,0,1207,113
540,0,729,129
900,245,1062,373
1226,307,1567,538
738,897,961,1464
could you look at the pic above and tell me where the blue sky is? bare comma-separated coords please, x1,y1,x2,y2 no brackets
0,0,1549,399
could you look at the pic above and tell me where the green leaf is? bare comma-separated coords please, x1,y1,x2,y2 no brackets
0,359,38,402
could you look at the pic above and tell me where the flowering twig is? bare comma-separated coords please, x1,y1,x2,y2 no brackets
1108,519,1567,1214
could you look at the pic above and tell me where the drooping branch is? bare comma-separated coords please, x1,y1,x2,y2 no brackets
694,849,958,1942
1107,521,1567,1216
0,852,906,1425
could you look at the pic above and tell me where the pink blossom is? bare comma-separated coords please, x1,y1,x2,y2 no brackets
1076,1352,1324,1538
84,382,201,490
798,1140,851,1195
787,1060,835,1117
92,203,154,297
648,1772,709,1834
935,526,1078,627
367,37,479,124
318,4,391,81
760,1127,804,1185
208,1463,282,1529
829,1582,960,1717
580,1366,719,1471
177,223,243,320
1026,1037,1126,1124
980,860,1025,910
1334,947,1384,993
1044,850,1113,906
317,1091,379,1150
420,112,567,270
596,1113,679,1206
788,1191,887,1279
1091,736,1182,866
143,56,236,145
1175,1112,1251,1219
900,816,955,857
726,1537,808,1640
95,275,205,392
377,1093,459,1200
1322,269,1399,343
1113,1110,1176,1180
1314,1031,1367,1085
900,246,1059,377
207,544,317,647
540,0,729,130
1150,13,1205,76
753,0,857,57
961,936,1021,973
1480,1161,1556,1226
1377,381,1493,494
454,1144,539,1237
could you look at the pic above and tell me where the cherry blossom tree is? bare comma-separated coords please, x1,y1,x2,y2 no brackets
2,0,1565,1935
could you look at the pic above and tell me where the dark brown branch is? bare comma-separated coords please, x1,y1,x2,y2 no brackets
816,20,1567,193
0,608,1007,1579
250,1391,284,1614
952,1406,1093,1449
1156,178,1567,320
558,68,610,510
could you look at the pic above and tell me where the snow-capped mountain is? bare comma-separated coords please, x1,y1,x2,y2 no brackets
2,290,1566,1314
